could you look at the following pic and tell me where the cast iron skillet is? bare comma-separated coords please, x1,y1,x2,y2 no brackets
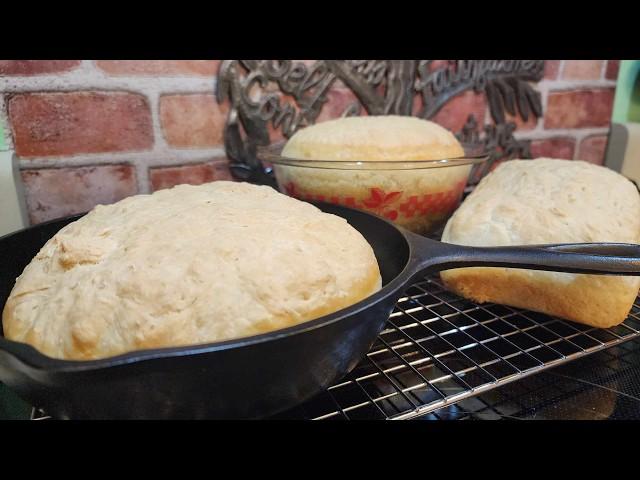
1,202,640,419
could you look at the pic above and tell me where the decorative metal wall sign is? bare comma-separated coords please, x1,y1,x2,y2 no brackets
215,60,545,186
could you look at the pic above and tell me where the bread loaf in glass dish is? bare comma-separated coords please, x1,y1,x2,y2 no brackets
263,116,486,235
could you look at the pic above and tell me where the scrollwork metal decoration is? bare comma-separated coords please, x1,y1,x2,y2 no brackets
215,60,545,187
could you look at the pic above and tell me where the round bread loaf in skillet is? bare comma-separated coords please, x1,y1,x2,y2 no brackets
2,181,382,360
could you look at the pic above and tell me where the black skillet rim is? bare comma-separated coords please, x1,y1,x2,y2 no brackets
0,204,416,373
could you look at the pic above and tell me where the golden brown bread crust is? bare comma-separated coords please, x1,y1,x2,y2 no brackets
2,181,382,360
441,268,638,328
441,158,640,328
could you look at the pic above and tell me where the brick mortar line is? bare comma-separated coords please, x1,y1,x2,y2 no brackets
134,160,151,194
600,60,608,80
514,127,610,141
538,79,617,91
0,94,11,149
80,60,99,74
483,105,491,125
17,148,227,170
535,78,551,135
0,72,218,98
1,76,613,105
142,89,168,194
558,60,567,79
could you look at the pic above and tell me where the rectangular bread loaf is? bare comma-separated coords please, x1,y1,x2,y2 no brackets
440,158,640,328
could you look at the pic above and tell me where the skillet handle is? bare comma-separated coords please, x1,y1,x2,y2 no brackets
408,234,640,277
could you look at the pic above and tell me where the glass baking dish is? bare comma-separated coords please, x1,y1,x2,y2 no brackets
259,143,488,235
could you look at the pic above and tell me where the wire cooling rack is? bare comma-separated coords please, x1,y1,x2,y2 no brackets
271,274,640,420
30,273,640,421
415,336,640,420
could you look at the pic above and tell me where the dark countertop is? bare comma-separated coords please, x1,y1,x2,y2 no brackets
3,336,639,420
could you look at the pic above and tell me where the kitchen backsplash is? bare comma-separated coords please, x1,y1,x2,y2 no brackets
0,60,620,225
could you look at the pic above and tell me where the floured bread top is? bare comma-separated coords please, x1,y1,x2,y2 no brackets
282,115,465,161
442,158,640,247
2,181,382,360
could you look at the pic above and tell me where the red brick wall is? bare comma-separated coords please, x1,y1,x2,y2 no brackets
0,60,619,225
